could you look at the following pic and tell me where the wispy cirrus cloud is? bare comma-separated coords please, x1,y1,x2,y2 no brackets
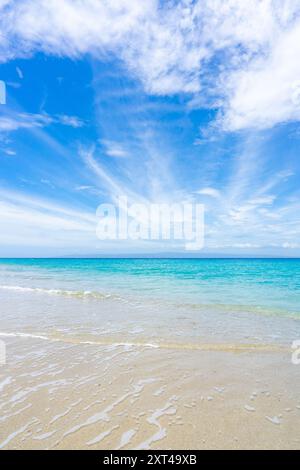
100,139,129,158
57,114,85,128
0,111,84,132
0,112,52,131
196,187,221,199
0,188,97,253
16,66,23,79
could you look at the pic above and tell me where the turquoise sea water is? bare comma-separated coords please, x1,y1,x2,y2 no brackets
0,258,300,317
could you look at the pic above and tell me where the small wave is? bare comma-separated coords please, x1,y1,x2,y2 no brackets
1,285,298,320
0,331,49,340
0,331,287,353
0,285,116,300
0,331,159,349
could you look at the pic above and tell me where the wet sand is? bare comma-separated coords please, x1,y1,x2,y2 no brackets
0,289,299,449
1,334,300,449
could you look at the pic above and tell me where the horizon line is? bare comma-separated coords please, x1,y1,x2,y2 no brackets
0,256,300,260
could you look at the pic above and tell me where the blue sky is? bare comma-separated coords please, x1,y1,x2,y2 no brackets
0,0,300,257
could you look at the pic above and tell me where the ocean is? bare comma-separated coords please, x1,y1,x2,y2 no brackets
1,258,300,315
0,258,300,449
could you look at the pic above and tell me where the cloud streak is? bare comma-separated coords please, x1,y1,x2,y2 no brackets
0,111,84,132
0,188,97,253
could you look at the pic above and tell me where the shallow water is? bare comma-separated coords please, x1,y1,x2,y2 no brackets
1,258,300,315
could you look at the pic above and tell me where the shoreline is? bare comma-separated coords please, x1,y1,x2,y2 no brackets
1,335,299,450
0,269,299,450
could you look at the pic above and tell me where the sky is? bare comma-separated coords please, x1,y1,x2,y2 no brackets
0,0,300,257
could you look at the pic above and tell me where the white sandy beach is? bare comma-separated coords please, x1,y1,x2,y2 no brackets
0,289,299,450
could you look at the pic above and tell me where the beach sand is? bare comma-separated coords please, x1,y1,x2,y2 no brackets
0,283,300,450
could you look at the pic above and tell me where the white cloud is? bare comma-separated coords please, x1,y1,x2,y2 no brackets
75,185,94,191
0,111,84,132
282,242,300,249
248,195,276,205
221,19,300,131
193,131,300,251
57,114,84,128
16,66,23,79
101,139,128,158
2,148,16,156
0,112,52,131
196,187,221,198
0,188,97,250
1,1,300,130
